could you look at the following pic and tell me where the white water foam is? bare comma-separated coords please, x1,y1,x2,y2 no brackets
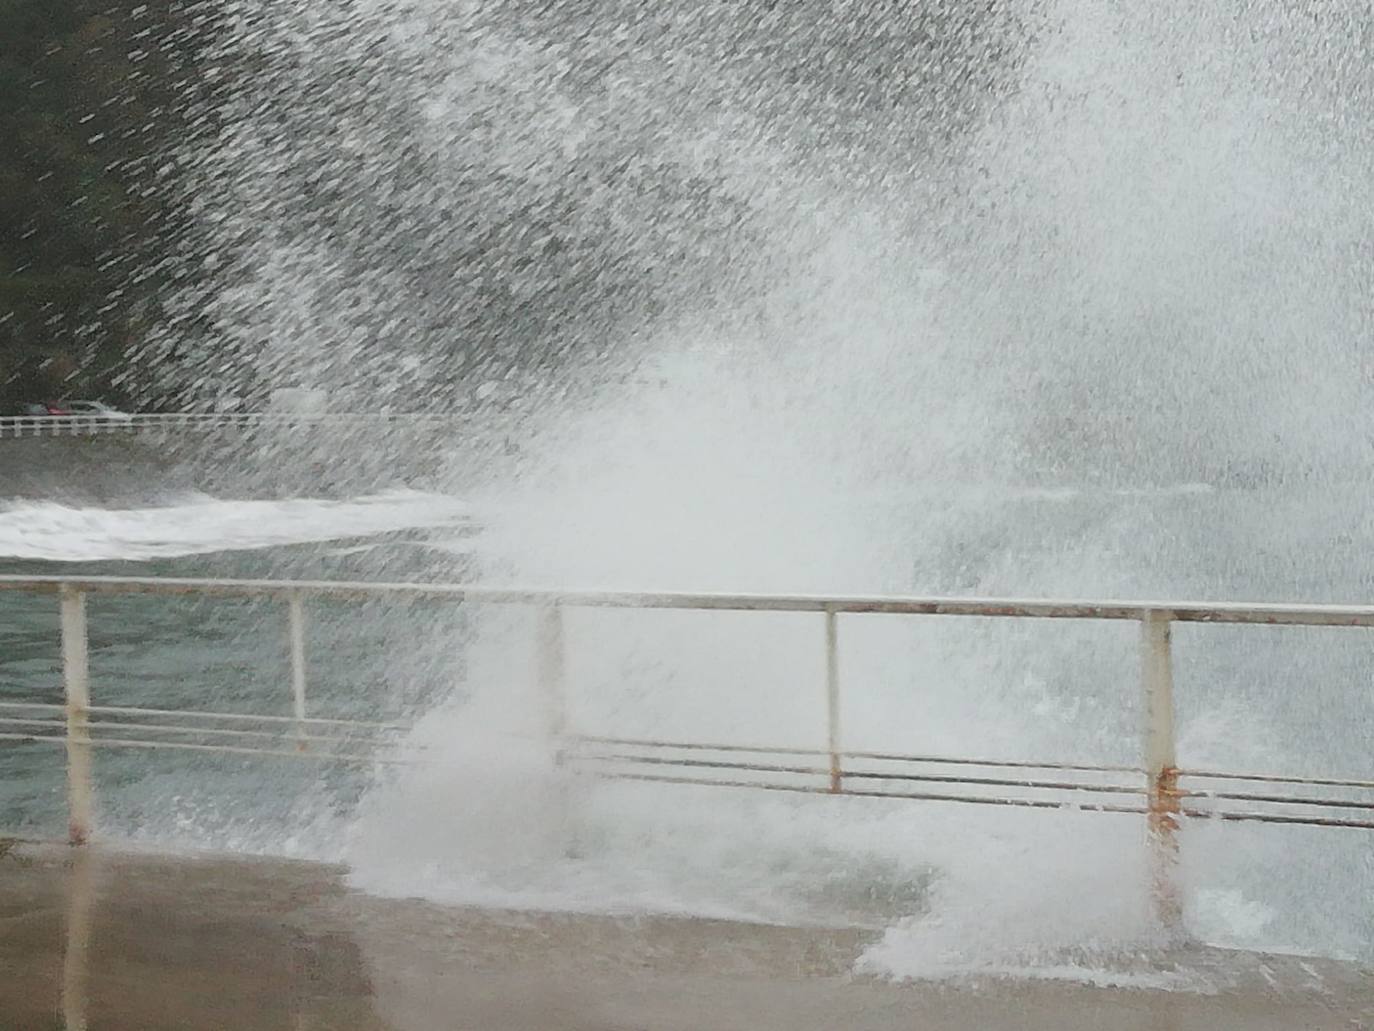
160,0,1374,986
343,331,1374,983
0,489,472,561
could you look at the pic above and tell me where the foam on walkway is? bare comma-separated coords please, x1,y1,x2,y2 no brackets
1,841,1370,1030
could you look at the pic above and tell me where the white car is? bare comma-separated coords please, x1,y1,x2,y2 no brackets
63,400,136,424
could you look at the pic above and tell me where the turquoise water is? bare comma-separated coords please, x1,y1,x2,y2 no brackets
0,540,474,847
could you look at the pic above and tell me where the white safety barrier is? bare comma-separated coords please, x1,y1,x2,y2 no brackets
5,574,1374,926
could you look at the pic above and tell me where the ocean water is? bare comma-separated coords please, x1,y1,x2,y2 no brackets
3,455,1372,982
0,481,476,846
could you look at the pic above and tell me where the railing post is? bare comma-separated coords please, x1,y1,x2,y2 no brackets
1141,610,1182,932
537,605,566,747
287,592,308,751
825,608,842,793
61,587,93,846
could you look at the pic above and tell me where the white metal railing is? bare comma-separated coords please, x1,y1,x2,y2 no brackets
0,412,464,439
5,574,1374,926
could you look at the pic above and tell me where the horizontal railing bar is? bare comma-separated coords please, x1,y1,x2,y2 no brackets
0,731,411,765
0,717,70,731
598,771,1152,814
1184,808,1374,830
11,703,1370,803
0,718,376,748
578,752,1144,796
9,730,1373,830
15,710,1363,787
843,748,1142,775
1180,768,1374,791
570,734,1142,775
1186,790,1374,811
0,731,64,744
4,723,1362,808
0,713,1171,780
603,768,1374,823
58,720,384,747
601,772,1374,829
840,768,1142,795
85,704,410,731
92,723,432,755
8,573,1374,626
578,754,826,778
81,736,385,763
570,735,831,759
4,729,1106,791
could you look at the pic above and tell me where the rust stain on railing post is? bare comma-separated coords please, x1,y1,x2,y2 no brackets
825,608,842,793
1141,610,1183,933
61,586,93,846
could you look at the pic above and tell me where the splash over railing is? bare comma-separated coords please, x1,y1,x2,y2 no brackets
4,574,1374,927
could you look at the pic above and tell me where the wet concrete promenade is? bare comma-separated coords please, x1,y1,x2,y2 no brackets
0,840,1371,1030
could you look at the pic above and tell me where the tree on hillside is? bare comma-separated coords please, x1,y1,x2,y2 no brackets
0,0,211,406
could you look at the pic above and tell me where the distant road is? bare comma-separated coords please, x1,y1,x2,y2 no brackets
0,412,466,439
0,411,508,503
